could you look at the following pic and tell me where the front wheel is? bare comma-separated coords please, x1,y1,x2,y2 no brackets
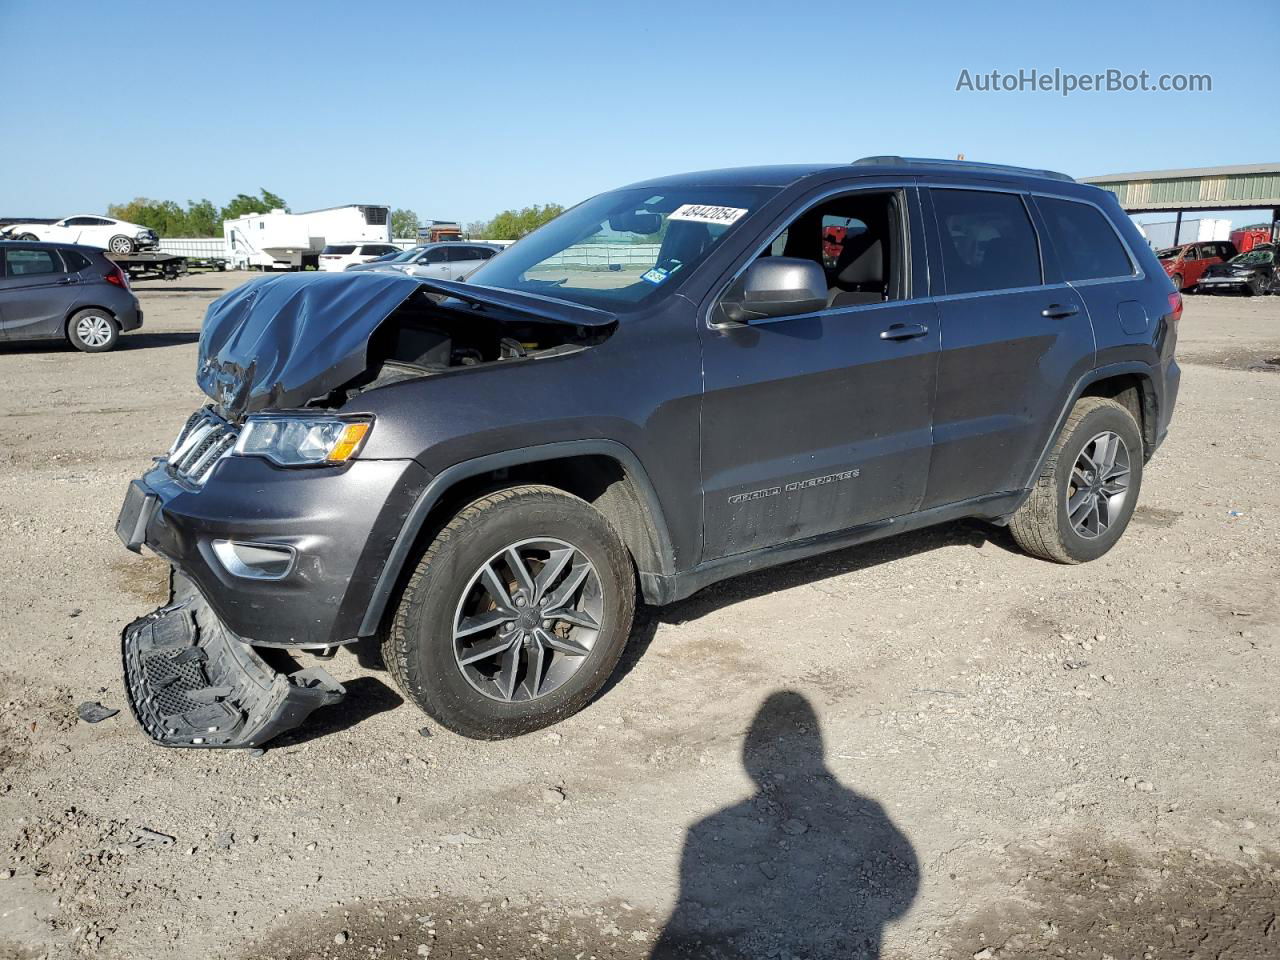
67,309,119,352
383,485,636,739
1009,397,1143,563
108,235,135,254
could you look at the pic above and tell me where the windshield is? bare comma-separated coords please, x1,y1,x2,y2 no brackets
1231,249,1274,265
390,247,425,263
464,185,778,310
1155,247,1185,260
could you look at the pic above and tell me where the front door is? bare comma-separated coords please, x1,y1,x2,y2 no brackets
0,246,76,341
697,186,938,560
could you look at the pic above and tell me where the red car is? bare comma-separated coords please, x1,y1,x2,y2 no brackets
1157,240,1237,291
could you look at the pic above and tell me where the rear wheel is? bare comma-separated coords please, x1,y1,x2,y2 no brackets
67,309,119,353
108,235,135,254
1009,397,1143,563
383,485,636,739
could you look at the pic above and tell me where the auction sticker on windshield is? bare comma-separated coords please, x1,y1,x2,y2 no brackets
668,204,749,226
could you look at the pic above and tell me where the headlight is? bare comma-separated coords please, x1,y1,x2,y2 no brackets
233,416,372,466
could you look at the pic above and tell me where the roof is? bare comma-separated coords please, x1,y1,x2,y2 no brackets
625,157,1079,191
1082,163,1280,212
1083,162,1280,183
0,239,102,250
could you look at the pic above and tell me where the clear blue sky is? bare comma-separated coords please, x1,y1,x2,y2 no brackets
2,0,1277,226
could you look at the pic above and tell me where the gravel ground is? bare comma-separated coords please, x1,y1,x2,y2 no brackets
1,273,1277,960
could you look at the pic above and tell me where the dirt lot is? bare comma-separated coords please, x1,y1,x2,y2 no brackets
1,273,1277,960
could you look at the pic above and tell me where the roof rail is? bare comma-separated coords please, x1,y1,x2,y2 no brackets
852,156,1075,183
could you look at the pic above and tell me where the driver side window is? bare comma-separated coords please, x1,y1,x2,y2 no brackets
763,190,906,310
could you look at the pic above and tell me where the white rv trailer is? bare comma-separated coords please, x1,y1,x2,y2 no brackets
223,204,391,270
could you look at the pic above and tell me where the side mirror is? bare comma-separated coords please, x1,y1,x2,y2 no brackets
719,257,828,324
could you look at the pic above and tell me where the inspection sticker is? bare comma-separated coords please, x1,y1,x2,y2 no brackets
641,267,669,285
668,204,749,226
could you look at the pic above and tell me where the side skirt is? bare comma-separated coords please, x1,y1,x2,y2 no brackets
641,490,1023,605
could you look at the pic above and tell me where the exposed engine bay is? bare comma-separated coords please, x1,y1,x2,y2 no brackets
339,288,611,401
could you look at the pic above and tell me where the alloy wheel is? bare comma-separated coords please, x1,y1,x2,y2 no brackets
452,538,603,702
1066,431,1131,539
75,314,114,348
110,237,132,253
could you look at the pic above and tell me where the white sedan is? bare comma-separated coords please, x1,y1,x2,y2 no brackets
0,216,159,254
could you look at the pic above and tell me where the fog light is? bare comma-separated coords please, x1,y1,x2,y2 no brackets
211,540,295,580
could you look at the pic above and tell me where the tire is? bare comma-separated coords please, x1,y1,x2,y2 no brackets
17,233,39,241
1169,273,1183,292
108,235,135,254
383,484,636,739
1246,278,1261,297
67,308,119,353
1009,397,1143,564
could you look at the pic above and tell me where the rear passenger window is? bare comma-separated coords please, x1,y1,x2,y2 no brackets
932,189,1041,294
1037,197,1133,281
5,248,62,276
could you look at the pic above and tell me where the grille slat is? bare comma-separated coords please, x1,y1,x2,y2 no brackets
166,408,238,486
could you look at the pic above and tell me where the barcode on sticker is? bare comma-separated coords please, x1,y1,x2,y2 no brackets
668,204,748,226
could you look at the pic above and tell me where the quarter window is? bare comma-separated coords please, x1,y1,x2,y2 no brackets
1037,197,1133,281
932,189,1042,294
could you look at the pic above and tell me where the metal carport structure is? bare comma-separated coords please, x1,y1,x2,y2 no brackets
1082,163,1280,246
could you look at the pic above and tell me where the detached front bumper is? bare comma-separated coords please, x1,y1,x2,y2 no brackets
117,454,429,647
122,572,344,748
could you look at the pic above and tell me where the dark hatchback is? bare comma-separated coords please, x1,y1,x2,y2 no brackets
0,241,142,351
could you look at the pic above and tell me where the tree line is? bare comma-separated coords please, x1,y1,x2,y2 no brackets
103,192,567,241
107,190,289,238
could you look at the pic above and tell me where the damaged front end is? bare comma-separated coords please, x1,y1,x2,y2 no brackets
117,271,615,748
122,574,344,748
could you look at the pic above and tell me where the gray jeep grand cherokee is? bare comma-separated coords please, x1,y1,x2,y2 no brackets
116,157,1180,747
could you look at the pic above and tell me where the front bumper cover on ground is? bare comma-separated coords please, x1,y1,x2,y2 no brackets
122,574,344,748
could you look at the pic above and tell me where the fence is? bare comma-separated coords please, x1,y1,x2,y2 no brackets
157,238,228,259
534,242,660,270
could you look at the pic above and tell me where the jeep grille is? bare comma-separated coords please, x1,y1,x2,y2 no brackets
166,407,238,486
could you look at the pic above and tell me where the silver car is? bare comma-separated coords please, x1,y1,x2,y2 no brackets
346,242,503,281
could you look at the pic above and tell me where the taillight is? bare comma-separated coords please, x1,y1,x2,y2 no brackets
105,264,129,288
1167,291,1182,322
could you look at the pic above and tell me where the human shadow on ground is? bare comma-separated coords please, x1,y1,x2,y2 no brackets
650,690,919,959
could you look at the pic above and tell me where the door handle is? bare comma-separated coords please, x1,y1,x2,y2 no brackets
879,322,929,341
1041,303,1079,319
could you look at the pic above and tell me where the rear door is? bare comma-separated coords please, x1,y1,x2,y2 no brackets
0,246,76,340
447,245,488,278
920,185,1093,509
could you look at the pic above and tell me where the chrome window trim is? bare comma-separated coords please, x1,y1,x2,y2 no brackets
704,180,920,330
1029,190,1145,285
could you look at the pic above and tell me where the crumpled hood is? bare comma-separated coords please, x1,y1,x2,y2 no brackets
197,271,617,419
197,272,425,418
